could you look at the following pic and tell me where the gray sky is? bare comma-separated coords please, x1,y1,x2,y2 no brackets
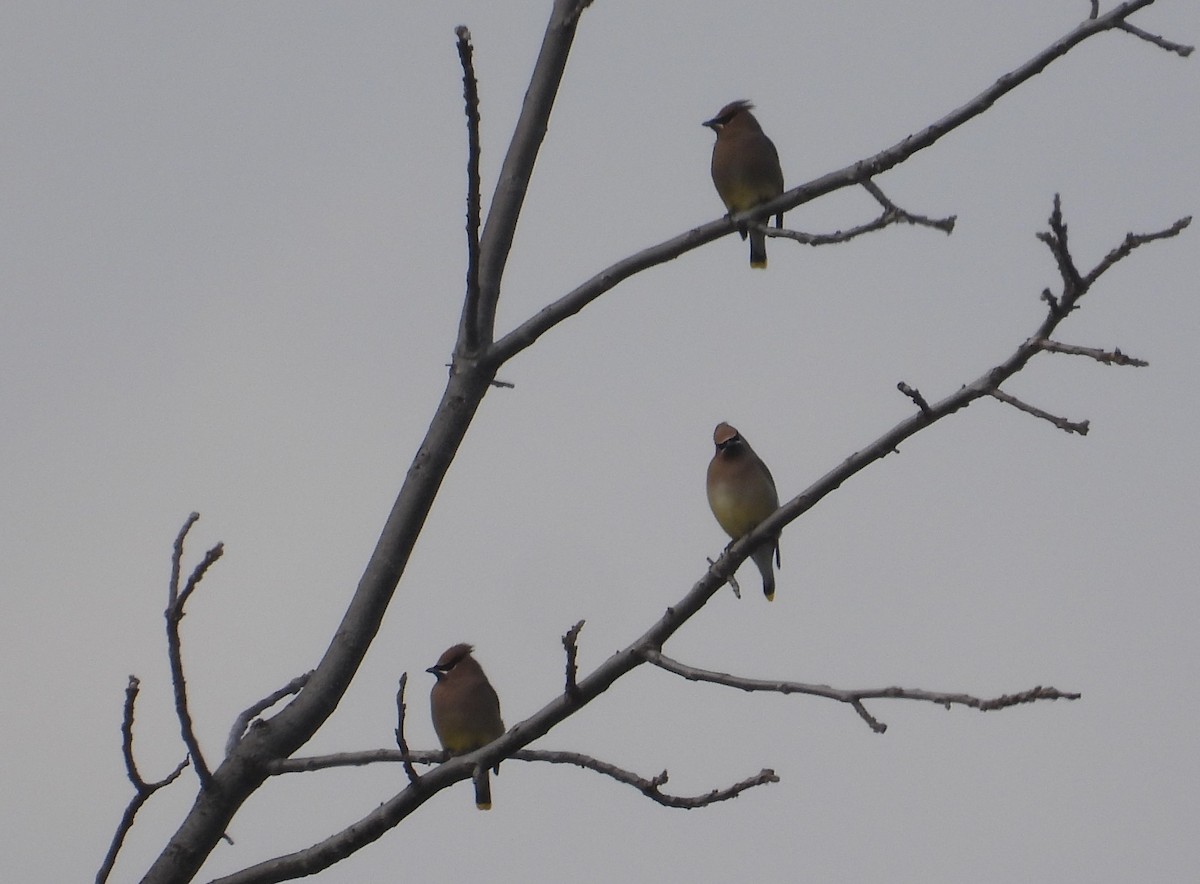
3,2,1198,882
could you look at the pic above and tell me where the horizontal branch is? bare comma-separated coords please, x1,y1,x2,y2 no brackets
270,747,776,808
642,650,1079,735
1037,339,1149,366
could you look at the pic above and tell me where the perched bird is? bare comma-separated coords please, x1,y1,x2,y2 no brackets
703,100,785,269
706,422,781,599
427,643,506,810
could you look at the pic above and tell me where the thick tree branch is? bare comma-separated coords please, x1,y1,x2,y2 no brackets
641,650,1080,735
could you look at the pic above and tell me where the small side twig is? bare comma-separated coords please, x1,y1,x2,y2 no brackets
96,676,190,884
989,388,1090,435
897,382,934,419
165,513,223,787
225,672,312,757
394,673,421,786
641,650,1080,735
1116,20,1194,56
1037,340,1149,367
764,180,955,248
562,620,586,700
1083,215,1192,287
705,556,741,598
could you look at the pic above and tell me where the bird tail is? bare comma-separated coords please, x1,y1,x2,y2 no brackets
752,542,777,600
474,767,492,810
749,228,767,269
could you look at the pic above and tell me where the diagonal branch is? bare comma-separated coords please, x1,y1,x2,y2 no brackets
225,673,311,757
487,0,1177,365
165,514,223,787
989,388,1090,435
473,0,595,347
642,650,1080,735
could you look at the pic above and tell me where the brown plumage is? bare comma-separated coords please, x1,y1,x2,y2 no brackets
706,422,781,599
427,643,506,810
703,100,785,269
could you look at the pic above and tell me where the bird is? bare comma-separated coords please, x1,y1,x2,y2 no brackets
703,100,785,269
427,643,506,810
706,422,781,599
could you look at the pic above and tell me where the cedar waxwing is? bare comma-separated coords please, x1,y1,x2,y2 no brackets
427,643,506,810
703,100,785,269
706,422,781,600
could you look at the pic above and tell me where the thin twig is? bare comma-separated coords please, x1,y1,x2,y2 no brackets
1083,216,1192,287
394,673,421,786
226,672,312,757
455,25,484,352
562,620,585,699
1037,340,1149,366
642,650,1080,735
989,388,1090,435
96,677,190,884
1116,21,1194,55
165,514,223,786
897,382,934,418
706,556,741,598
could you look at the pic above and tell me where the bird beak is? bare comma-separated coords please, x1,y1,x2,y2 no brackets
425,666,439,675
702,117,718,129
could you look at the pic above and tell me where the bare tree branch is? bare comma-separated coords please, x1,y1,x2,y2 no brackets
989,389,1090,434
642,650,1080,735
897,382,934,419
1037,339,1150,366
454,25,484,352
1084,215,1192,286
1117,19,1194,54
96,677,189,884
763,180,955,247
226,673,312,757
562,620,585,699
166,514,223,787
393,673,421,786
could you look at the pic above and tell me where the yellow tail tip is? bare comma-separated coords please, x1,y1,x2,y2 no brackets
476,801,493,811
750,259,767,269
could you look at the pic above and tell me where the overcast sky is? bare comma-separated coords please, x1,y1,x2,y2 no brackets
3,2,1198,882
